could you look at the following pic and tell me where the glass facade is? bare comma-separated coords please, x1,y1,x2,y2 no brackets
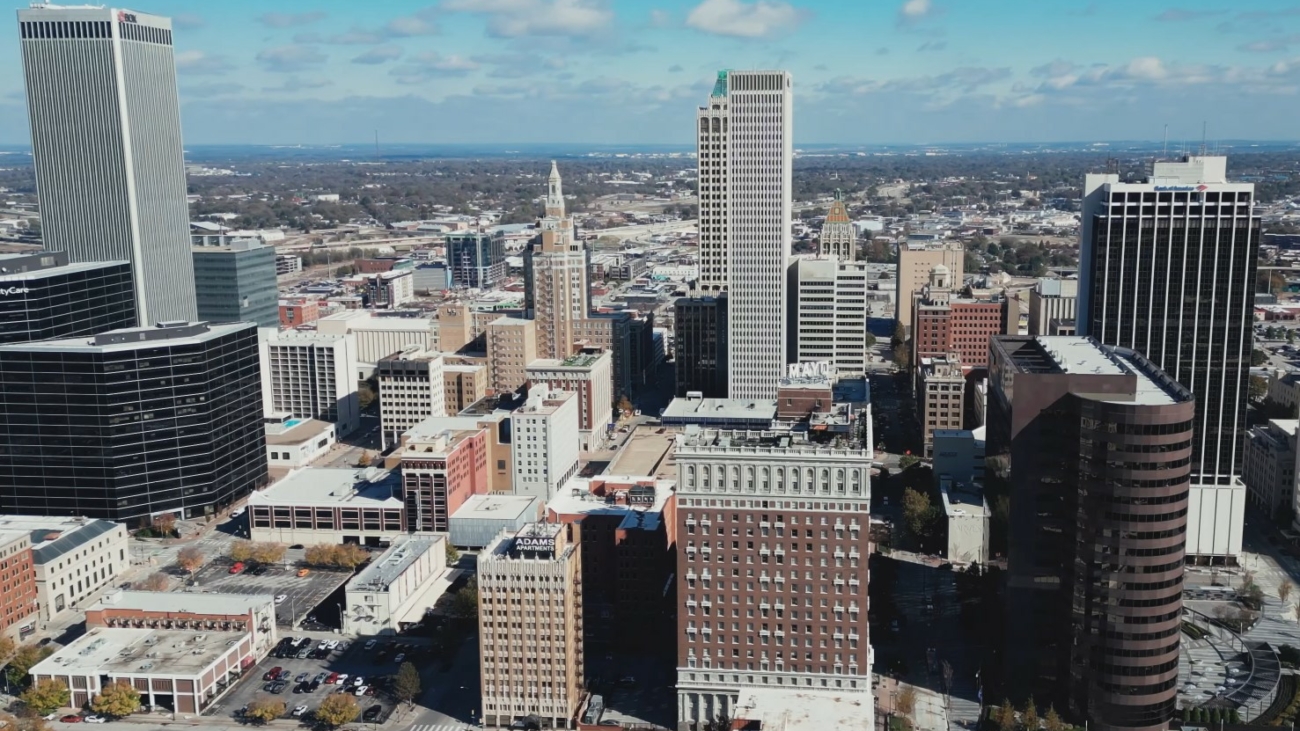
0,322,268,521
446,231,507,289
192,244,278,328
0,256,135,344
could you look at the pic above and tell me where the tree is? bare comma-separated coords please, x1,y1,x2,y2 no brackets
902,487,936,539
91,681,140,718
152,513,177,538
393,662,421,706
357,450,373,467
0,711,51,731
995,699,1017,731
1250,375,1269,403
134,572,169,592
176,546,205,577
19,679,69,716
899,455,921,470
450,579,479,621
865,332,878,347
703,712,732,731
314,693,360,728
0,635,18,670
616,395,635,416
7,645,54,688
243,697,286,724
1044,706,1066,731
304,543,370,569
250,542,286,564
228,542,254,563
896,685,917,719
445,542,461,567
1252,348,1268,367
1021,702,1040,731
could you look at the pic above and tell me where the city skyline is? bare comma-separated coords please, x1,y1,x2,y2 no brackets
5,0,1300,146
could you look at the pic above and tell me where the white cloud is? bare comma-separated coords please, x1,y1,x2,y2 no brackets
352,46,405,65
900,0,931,18
441,0,614,38
385,15,440,37
172,13,205,29
256,45,328,72
174,50,234,75
390,53,482,84
257,12,327,29
261,77,333,93
685,0,808,39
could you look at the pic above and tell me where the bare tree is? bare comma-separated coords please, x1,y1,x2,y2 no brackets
133,572,169,591
176,546,205,577
152,513,177,537
897,685,918,719
941,660,954,701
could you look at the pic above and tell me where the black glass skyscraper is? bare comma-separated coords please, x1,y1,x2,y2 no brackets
446,230,507,289
0,252,135,343
0,321,268,521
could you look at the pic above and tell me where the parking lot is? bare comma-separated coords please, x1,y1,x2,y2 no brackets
209,635,431,724
191,557,353,627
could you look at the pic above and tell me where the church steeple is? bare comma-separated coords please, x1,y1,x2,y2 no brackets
545,160,565,218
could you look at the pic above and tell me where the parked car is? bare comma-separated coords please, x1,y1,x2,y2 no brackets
295,673,309,683
313,673,328,685
291,706,308,718
275,595,288,605
363,639,377,650
228,562,245,574
362,705,383,722
352,676,365,687
334,673,349,685
263,667,283,681
83,716,106,724
353,686,369,697
60,716,82,723
325,672,339,685
297,568,310,577
278,670,291,681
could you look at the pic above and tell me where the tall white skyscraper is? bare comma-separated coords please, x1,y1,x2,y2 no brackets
18,5,197,325
697,70,793,399
531,162,588,360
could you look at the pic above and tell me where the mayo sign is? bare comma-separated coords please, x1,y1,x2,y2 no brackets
0,287,30,297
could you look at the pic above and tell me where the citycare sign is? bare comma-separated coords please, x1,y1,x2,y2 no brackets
516,535,555,554
0,287,30,296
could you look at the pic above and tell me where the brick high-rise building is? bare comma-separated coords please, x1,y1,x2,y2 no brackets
912,265,1007,369
990,336,1193,731
0,531,37,640
895,241,964,334
527,350,614,451
531,162,588,361
673,422,873,730
399,427,488,533
918,353,965,457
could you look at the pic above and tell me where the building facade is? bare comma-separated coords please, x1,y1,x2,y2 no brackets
918,354,966,457
363,269,414,309
258,331,360,436
487,316,537,394
673,426,873,731
526,350,614,451
0,516,130,622
819,191,855,260
1243,419,1297,521
512,386,581,502
447,230,507,290
19,6,197,324
0,531,38,640
675,295,728,398
0,322,267,521
444,363,488,415
191,240,279,328
247,468,406,546
279,298,320,329
0,252,135,344
990,336,1193,731
1027,278,1078,336
912,265,1006,369
895,242,965,334
378,346,446,449
478,522,584,730
531,163,589,361
343,534,448,636
399,427,489,533
789,256,870,376
697,70,793,400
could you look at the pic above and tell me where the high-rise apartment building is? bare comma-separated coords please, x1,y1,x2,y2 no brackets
478,522,584,730
532,163,588,361
1079,155,1257,558
512,386,580,502
447,230,507,290
377,346,446,449
1027,278,1078,336
0,322,267,521
989,336,1193,731
487,316,537,394
443,362,487,415
789,256,870,376
192,240,279,328
527,350,614,451
918,353,965,457
400,427,489,533
895,242,965,333
0,252,135,344
675,295,728,398
673,424,873,730
697,70,793,399
258,331,360,436
819,192,855,260
18,6,197,325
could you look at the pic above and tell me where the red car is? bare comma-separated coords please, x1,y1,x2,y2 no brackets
229,562,245,574
61,716,83,723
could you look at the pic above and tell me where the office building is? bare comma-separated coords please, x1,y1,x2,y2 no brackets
402,411,515,496
0,322,267,521
363,269,414,309
316,310,439,371
675,295,728,398
819,191,856,259
1027,278,1078,336
1243,419,1297,521
487,316,537,394
895,242,965,334
279,298,320,329
399,426,489,533
912,265,1006,369
673,423,873,730
789,256,870,376
19,5,196,325
478,522,584,730
697,70,792,399
527,350,614,451
342,534,448,636
258,330,360,436
377,346,446,449
450,494,539,549
191,239,278,328
0,531,37,640
444,362,488,415
0,515,128,622
531,162,589,361
0,252,135,344
1079,155,1258,559
512,386,580,502
918,354,965,457
247,467,406,546
447,230,507,289
275,254,302,277
989,336,1193,731
433,303,476,353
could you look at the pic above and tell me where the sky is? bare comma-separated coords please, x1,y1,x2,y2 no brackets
3,0,1300,146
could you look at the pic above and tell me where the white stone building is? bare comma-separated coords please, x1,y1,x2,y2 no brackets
526,350,614,451
789,256,870,376
1243,418,1298,520
378,346,446,449
343,533,449,636
511,386,581,502
258,330,360,436
0,515,129,622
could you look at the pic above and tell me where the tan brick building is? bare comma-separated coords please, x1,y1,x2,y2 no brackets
487,316,537,394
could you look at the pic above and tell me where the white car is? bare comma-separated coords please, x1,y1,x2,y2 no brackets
275,595,287,604
83,716,107,724
352,676,365,686
334,674,349,685
363,640,377,650
291,706,308,718
353,686,369,697
326,640,339,650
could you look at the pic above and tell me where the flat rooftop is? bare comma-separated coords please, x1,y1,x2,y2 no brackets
451,494,538,522
607,425,678,479
264,418,333,446
31,627,247,678
248,468,402,509
662,396,778,423
547,476,675,518
0,252,129,280
0,321,252,353
675,426,871,455
347,534,443,593
88,590,274,616
939,480,988,518
0,516,123,564
1002,336,1192,406
733,688,873,731
488,316,532,327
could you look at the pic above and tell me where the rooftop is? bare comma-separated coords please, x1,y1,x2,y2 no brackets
0,516,124,564
0,321,252,353
451,494,539,522
527,351,607,370
88,590,274,616
31,627,247,679
484,522,572,561
732,688,873,731
998,336,1191,406
546,476,675,519
264,418,333,446
675,426,870,455
662,395,778,423
0,252,130,279
347,534,443,593
939,479,988,519
248,468,402,509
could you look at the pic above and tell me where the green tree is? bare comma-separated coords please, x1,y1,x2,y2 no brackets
450,579,479,621
445,542,461,567
393,662,421,706
1251,348,1268,367
1021,702,1040,731
7,645,54,688
20,679,69,716
1250,375,1269,403
899,455,921,470
91,681,141,718
243,697,285,724
896,685,917,720
314,693,360,728
902,487,935,538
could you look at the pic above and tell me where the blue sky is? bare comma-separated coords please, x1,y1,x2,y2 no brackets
4,0,1300,145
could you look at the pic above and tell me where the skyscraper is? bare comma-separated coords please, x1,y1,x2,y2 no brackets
0,252,136,343
1079,155,1258,557
819,191,855,260
18,5,197,325
191,240,279,328
531,162,589,360
447,230,507,290
697,70,793,399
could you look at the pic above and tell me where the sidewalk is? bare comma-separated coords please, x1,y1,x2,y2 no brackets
876,675,950,731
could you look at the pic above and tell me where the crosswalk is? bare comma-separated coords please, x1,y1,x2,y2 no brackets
406,724,472,731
